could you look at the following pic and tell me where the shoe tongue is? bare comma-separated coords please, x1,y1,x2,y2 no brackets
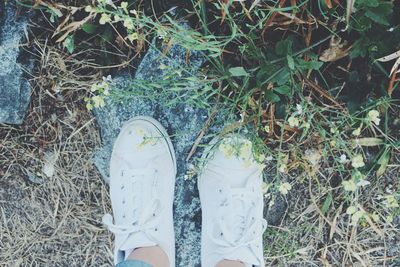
224,245,260,266
227,199,246,240
119,232,157,251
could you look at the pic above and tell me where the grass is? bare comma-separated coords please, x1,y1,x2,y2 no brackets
0,39,111,266
2,0,400,266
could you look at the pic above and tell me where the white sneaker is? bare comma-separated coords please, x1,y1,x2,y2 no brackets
198,135,267,267
102,116,176,266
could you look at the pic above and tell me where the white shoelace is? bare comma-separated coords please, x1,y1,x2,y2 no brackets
102,167,161,238
211,187,267,258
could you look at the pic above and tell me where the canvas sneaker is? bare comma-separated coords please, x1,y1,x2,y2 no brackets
102,116,176,266
198,135,267,267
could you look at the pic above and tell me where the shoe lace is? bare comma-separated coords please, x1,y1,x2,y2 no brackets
102,167,162,237
211,187,267,258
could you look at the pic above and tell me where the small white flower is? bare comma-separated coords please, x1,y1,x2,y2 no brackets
159,63,168,70
279,182,292,195
219,142,234,158
346,206,357,215
357,179,370,187
85,6,94,12
261,182,270,194
278,163,287,173
351,154,365,168
288,116,299,127
265,156,273,161
352,127,361,136
239,140,252,160
123,18,134,30
127,33,138,42
302,122,310,129
304,149,321,166
385,195,399,208
103,75,112,82
295,104,303,115
367,110,380,126
99,13,111,25
342,180,357,192
339,154,348,163
351,210,365,225
91,95,105,108
120,1,128,9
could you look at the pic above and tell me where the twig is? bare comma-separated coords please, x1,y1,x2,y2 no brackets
387,71,397,97
186,109,218,161
303,77,343,108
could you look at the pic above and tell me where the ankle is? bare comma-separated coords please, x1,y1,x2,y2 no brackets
215,259,246,267
127,246,169,267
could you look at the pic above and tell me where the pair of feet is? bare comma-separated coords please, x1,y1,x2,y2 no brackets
102,116,267,267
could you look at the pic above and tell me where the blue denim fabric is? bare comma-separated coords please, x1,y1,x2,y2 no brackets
115,260,154,267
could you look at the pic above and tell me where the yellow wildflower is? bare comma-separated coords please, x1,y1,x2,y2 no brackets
351,154,365,168
367,109,380,125
342,179,357,192
99,13,111,25
278,182,292,195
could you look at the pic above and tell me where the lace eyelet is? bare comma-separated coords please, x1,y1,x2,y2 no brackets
155,228,158,232
218,189,222,193
153,213,156,217
121,185,125,190
122,200,126,204
220,232,223,236
122,214,126,218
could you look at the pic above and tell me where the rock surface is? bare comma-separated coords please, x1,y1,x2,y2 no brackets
0,2,33,124
93,41,225,266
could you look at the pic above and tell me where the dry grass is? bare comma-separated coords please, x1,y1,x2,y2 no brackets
0,40,113,267
263,150,400,266
1,4,399,266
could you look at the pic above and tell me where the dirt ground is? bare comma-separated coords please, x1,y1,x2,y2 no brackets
0,85,113,266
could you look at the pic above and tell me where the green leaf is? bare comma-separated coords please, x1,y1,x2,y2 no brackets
265,90,280,103
321,193,332,215
229,67,249,77
376,149,391,177
365,10,389,25
82,23,98,34
297,58,323,70
350,39,369,58
275,39,293,56
270,67,290,86
274,85,291,96
356,0,379,7
354,137,384,146
63,35,75,54
256,64,277,85
287,55,295,70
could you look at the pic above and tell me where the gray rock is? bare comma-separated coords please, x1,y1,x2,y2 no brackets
93,41,226,266
0,2,33,124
